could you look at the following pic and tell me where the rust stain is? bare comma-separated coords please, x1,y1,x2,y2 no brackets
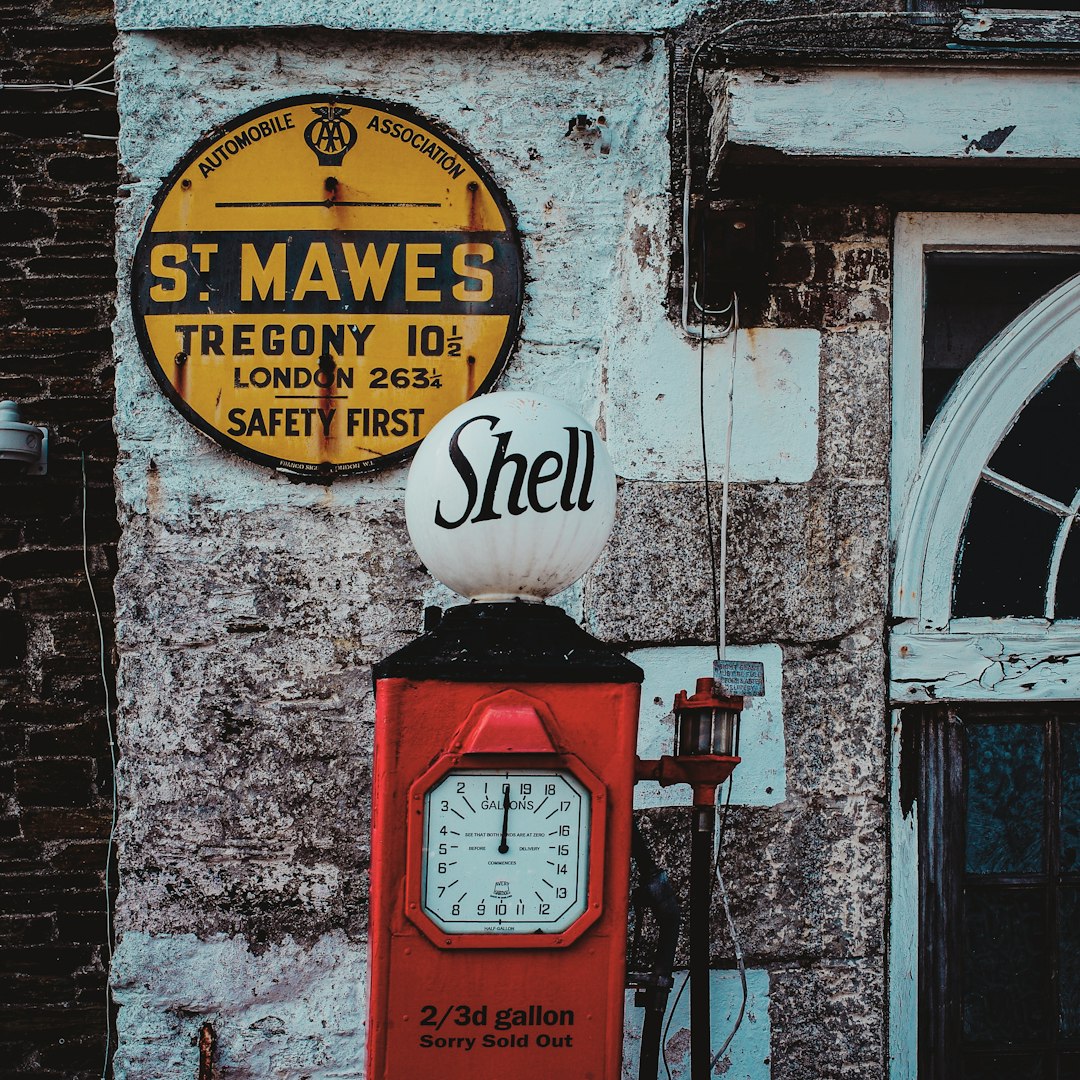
466,180,482,233
630,224,652,271
197,1022,215,1080
173,351,188,398
466,354,477,397
318,353,336,447
178,176,193,229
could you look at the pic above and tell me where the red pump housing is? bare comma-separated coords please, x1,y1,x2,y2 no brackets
367,602,643,1079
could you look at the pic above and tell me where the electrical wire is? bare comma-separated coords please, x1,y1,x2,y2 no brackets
710,778,747,1070
660,969,690,1080
717,297,738,662
0,60,116,97
685,16,758,1061
711,871,748,1068
82,450,118,1080
656,779,746,1078
0,59,118,142
669,10,938,1073
698,230,722,663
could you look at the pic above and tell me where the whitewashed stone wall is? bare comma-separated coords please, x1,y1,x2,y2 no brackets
112,15,888,1080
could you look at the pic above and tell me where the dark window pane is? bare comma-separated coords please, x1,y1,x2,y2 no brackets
990,364,1080,507
1063,723,1080,874
1056,524,1080,620
961,1053,1044,1080
1062,887,1080,1039
954,481,1059,618
963,887,1049,1043
966,723,1044,874
923,254,1080,430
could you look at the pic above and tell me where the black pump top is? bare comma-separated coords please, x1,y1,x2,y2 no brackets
373,601,644,684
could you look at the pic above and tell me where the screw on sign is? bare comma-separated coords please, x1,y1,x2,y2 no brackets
131,96,523,479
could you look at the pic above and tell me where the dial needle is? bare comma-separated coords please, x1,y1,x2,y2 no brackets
498,788,510,854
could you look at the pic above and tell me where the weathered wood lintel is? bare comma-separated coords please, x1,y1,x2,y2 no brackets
890,624,1080,703
954,7,1080,47
709,65,1080,176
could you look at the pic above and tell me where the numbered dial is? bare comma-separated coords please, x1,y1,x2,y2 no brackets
420,769,591,935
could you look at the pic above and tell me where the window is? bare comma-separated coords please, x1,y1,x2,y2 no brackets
919,252,1080,621
890,214,1080,636
954,360,1080,619
922,253,1080,431
890,215,1080,1080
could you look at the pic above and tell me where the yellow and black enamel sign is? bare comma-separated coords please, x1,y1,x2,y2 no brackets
131,96,523,479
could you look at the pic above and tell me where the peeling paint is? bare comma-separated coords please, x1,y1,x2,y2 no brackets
963,124,1016,154
890,628,1080,703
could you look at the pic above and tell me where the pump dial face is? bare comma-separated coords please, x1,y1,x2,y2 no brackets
420,768,591,935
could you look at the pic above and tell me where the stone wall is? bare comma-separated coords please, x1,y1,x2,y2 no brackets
595,200,891,1078
0,1,119,1076
109,15,891,1080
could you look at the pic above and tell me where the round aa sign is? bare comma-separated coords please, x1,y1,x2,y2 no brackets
405,393,617,601
130,95,523,479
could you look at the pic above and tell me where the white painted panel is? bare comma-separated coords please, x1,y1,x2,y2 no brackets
111,931,366,1078
116,0,695,32
608,324,819,483
890,623,1080,703
622,969,770,1080
721,68,1080,162
630,645,785,808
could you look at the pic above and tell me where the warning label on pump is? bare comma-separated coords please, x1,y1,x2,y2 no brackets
130,96,523,479
416,1003,576,1051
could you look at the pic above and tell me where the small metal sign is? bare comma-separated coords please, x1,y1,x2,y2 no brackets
130,96,523,479
713,659,766,698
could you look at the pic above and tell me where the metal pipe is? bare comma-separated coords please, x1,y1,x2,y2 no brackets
690,807,714,1080
631,820,681,1080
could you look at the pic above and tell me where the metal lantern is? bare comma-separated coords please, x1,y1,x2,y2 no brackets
673,676,742,759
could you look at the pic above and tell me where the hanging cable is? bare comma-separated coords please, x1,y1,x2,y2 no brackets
660,970,690,1080
717,296,738,661
710,777,747,1069
698,227,723,661
0,60,116,97
82,450,117,1080
687,42,745,1073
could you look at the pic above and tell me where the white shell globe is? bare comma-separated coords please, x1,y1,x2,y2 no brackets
405,392,617,601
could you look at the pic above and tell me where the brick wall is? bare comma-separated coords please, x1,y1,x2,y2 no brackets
0,2,118,1077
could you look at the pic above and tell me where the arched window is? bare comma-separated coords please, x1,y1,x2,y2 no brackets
889,214,1080,1080
954,358,1080,620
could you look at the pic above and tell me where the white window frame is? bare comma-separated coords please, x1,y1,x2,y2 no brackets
889,211,1080,1080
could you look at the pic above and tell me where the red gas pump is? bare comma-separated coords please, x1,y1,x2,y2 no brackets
367,393,644,1078
366,393,761,1080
